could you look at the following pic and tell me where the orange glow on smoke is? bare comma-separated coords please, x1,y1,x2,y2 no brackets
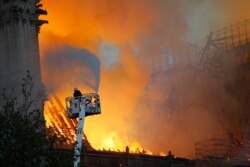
40,0,150,154
39,0,250,158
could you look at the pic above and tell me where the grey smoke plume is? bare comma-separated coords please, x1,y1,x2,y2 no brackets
39,0,250,158
42,45,100,93
130,68,237,157
130,47,250,158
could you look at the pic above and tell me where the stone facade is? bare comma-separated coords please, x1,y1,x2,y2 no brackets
0,0,47,102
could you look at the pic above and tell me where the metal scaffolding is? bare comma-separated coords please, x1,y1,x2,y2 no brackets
197,19,250,76
195,20,250,167
195,134,250,166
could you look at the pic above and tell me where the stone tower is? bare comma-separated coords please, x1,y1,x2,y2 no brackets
0,0,47,97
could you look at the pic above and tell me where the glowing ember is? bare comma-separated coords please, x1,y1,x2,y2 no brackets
159,151,167,156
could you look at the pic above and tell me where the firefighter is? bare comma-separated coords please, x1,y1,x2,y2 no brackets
73,88,82,98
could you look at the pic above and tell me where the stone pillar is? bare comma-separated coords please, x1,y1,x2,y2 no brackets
0,0,47,107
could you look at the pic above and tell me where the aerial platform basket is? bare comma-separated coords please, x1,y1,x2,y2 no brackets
65,93,101,118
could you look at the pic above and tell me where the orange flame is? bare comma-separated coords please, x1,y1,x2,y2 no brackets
40,0,250,158
43,95,159,154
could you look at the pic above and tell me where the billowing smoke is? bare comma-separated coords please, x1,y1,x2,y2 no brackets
42,45,100,93
39,0,250,158
130,67,246,157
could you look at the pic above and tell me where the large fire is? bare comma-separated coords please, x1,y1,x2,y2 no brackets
40,0,152,155
39,0,250,158
44,95,154,154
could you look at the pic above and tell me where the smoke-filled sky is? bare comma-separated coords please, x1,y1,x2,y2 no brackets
39,0,250,157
